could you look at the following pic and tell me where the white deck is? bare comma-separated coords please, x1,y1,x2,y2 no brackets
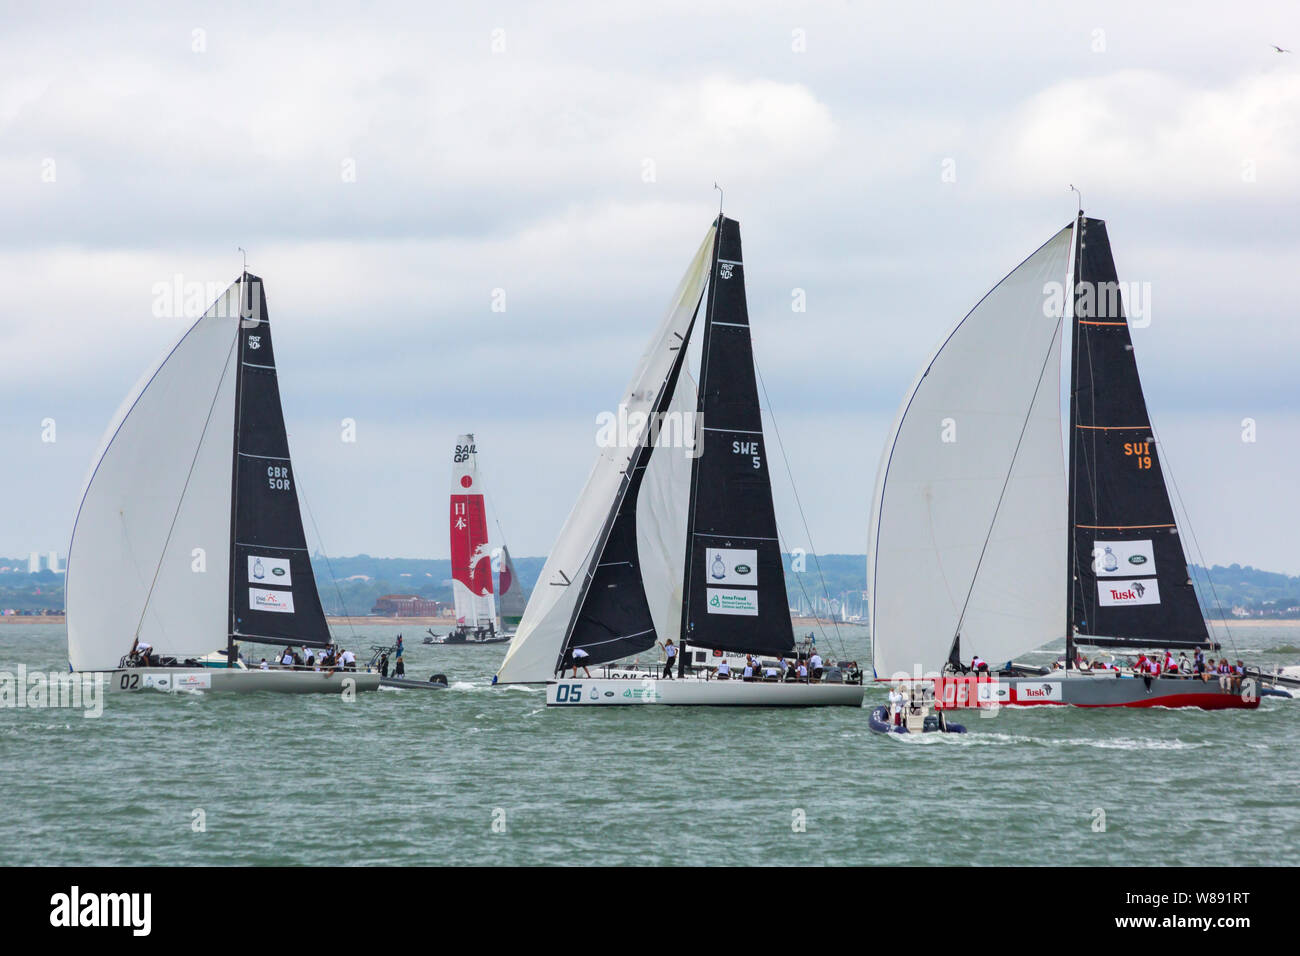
101,667,380,695
547,676,863,707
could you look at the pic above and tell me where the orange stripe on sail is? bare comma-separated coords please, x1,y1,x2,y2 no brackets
1075,424,1150,430
1078,320,1128,326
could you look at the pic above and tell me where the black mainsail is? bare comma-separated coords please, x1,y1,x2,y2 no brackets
227,274,331,650
1066,218,1211,653
679,216,794,664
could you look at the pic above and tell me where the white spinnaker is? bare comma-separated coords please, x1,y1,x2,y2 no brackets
495,224,715,683
635,370,697,646
868,224,1072,679
67,282,242,671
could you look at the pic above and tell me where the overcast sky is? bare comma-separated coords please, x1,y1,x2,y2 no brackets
3,1,1298,574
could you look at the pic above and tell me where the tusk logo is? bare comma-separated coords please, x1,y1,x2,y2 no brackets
1132,581,1146,597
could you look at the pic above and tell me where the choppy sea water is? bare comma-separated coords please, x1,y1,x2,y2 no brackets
1,620,1297,866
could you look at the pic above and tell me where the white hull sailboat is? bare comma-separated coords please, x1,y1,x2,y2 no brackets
496,212,863,708
548,676,863,707
868,212,1255,712
107,667,377,695
66,272,377,695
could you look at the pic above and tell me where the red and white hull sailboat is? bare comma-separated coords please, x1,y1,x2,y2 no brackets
867,212,1256,712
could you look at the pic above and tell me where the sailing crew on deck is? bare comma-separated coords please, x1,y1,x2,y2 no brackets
340,648,357,671
1194,649,1207,680
742,656,755,681
970,654,988,675
280,648,294,667
259,658,269,670
658,639,677,679
130,637,154,667
797,661,809,681
715,659,730,680
571,646,591,678
785,658,798,681
809,652,824,681
1177,651,1190,674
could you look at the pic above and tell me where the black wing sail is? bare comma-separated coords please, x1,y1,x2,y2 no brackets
227,274,331,648
680,217,795,658
558,337,697,669
1067,219,1211,649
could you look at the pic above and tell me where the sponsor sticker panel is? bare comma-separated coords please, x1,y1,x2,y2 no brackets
250,587,295,614
1098,578,1161,607
248,555,292,586
706,587,759,616
1092,539,1156,576
704,548,757,586
1015,681,1063,703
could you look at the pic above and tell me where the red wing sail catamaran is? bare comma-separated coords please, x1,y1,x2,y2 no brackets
868,213,1255,710
65,273,378,694
430,433,515,645
495,214,864,706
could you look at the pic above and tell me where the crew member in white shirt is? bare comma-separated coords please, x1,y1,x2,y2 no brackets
571,646,591,678
658,639,677,679
809,652,824,681
715,659,730,680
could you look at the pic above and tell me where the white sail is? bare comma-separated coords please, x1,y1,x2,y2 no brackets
635,370,697,648
496,544,527,629
868,225,1072,679
495,225,715,683
67,282,243,671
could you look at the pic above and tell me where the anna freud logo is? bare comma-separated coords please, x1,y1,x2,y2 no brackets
50,886,151,936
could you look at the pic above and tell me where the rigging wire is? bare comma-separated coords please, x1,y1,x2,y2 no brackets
295,471,359,647
751,357,850,662
133,314,241,646
1146,418,1239,658
954,312,1066,642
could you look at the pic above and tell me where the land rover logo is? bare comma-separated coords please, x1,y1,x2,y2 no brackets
271,567,286,576
1128,554,1147,565
735,564,751,575
604,691,614,697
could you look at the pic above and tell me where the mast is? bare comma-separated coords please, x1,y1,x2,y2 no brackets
677,222,723,676
1064,214,1082,670
226,272,250,664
